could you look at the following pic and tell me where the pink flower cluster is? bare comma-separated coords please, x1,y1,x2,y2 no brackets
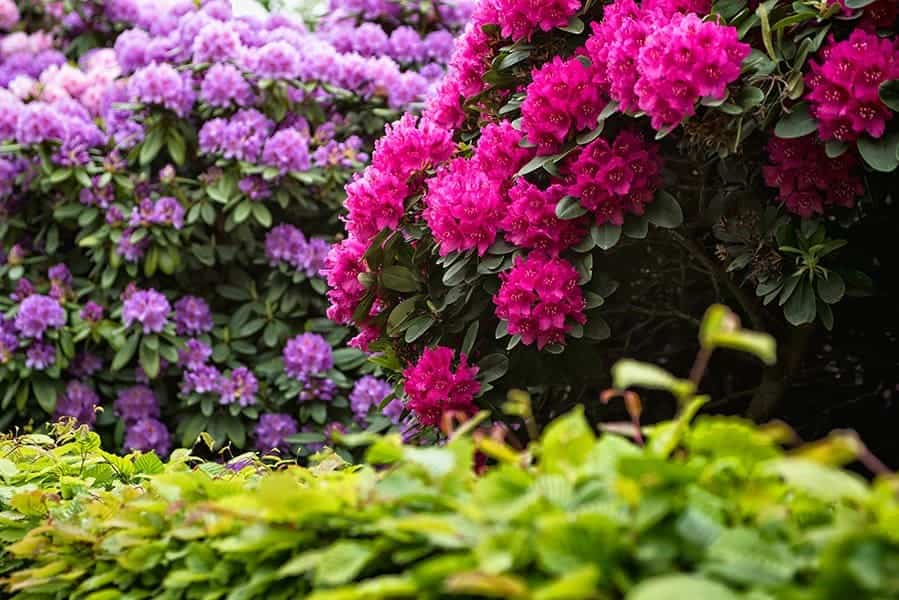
492,0,582,41
521,56,606,154
806,30,899,142
494,252,586,349
473,121,534,183
585,0,749,131
402,346,480,427
502,180,588,255
560,130,663,226
423,158,506,256
326,114,455,329
763,136,863,217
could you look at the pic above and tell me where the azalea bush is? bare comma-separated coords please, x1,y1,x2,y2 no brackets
2,315,898,598
0,0,472,455
327,0,898,428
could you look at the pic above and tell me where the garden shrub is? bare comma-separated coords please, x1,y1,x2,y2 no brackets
1,309,898,598
0,0,472,455
326,0,899,429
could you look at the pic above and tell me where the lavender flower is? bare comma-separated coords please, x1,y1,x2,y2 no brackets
0,316,19,363
200,63,254,107
128,63,195,117
220,367,258,406
349,375,392,421
238,176,271,201
70,352,103,378
15,294,66,339
298,377,338,403
283,333,333,381
174,296,213,335
254,413,298,453
114,385,160,423
252,41,301,79
55,381,99,426
192,20,243,63
181,364,222,395
124,418,172,455
261,128,311,173
118,227,149,262
265,224,305,265
122,289,171,333
179,339,213,369
26,341,55,370
80,301,105,322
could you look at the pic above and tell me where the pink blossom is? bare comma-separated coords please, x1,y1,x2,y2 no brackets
323,237,369,325
493,0,582,41
494,252,586,349
763,136,863,217
474,121,534,183
560,130,663,226
403,346,480,427
806,30,899,142
502,180,588,255
423,158,506,256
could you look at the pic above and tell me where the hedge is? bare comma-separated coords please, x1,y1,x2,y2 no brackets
1,319,897,599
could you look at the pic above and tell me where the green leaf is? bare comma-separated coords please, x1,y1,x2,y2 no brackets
592,224,621,250
140,341,160,380
857,131,899,173
140,126,165,166
817,272,845,304
516,154,555,177
314,541,374,586
584,316,610,341
558,15,584,34
32,377,58,414
628,575,740,600
478,354,509,383
878,79,899,112
540,407,595,476
784,279,816,326
112,331,141,372
381,266,420,292
764,458,869,502
774,102,817,139
252,203,272,227
612,360,694,399
645,191,683,228
404,315,435,343
461,321,479,357
555,196,587,220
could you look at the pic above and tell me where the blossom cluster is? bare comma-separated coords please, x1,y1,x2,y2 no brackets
402,347,480,427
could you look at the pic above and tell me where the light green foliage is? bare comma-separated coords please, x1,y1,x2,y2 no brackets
1,404,898,598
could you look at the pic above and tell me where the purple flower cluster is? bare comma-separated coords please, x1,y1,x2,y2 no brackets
124,418,172,455
122,288,171,333
283,333,334,381
128,196,186,230
349,375,393,421
220,367,259,407
265,225,330,277
114,384,160,422
254,412,298,453
15,294,66,339
199,109,275,163
127,63,196,117
174,296,214,335
261,128,311,173
55,381,99,426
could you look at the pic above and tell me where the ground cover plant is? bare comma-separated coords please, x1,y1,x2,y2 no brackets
0,307,897,598
0,0,473,456
326,0,899,440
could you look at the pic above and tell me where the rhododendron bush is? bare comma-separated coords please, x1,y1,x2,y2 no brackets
329,0,898,428
0,0,473,455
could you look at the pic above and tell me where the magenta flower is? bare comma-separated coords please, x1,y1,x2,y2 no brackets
403,346,480,427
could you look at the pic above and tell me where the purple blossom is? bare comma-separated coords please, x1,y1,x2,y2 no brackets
298,377,338,403
114,384,160,423
26,341,55,370
390,26,425,63
118,227,149,262
15,102,66,145
11,279,34,302
69,352,103,378
265,224,305,265
114,29,151,73
200,63,254,107
349,375,392,421
238,176,271,201
181,364,222,395
129,196,185,229
252,41,301,79
128,63,196,116
0,316,19,362
48,264,72,285
15,294,66,339
179,338,212,369
299,238,331,278
122,289,171,333
254,413,298,453
423,30,455,62
220,367,258,406
262,128,311,173
55,381,99,426
283,333,333,381
124,418,172,455
382,397,406,424
174,296,213,335
193,20,243,63
80,302,104,322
